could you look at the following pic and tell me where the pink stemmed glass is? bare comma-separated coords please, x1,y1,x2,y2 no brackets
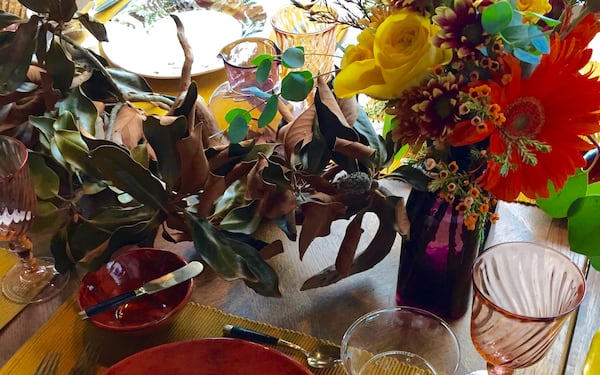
0,135,69,303
470,241,586,375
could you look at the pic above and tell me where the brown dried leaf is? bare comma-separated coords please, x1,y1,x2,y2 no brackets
316,75,350,127
176,121,209,195
337,96,359,126
395,196,410,239
298,201,346,259
112,105,144,149
259,189,298,220
335,218,364,276
196,173,226,217
259,239,284,260
195,97,225,148
247,156,276,200
333,138,375,160
279,105,316,162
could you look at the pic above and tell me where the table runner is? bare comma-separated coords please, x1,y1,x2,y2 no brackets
0,249,27,330
1,297,350,374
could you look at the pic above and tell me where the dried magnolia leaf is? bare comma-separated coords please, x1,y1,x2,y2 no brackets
337,96,359,126
335,218,364,276
259,239,284,260
196,173,227,217
395,196,410,239
247,156,276,200
298,201,346,259
195,97,225,148
258,189,298,220
113,104,144,150
280,104,316,163
333,138,375,160
176,121,209,195
316,75,350,127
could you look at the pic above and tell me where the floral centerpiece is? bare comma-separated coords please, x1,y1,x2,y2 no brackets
289,0,600,317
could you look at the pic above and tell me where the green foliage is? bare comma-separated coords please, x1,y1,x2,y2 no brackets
537,170,588,218
281,71,314,101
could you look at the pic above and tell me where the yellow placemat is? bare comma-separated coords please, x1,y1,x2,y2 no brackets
0,249,27,330
1,298,346,375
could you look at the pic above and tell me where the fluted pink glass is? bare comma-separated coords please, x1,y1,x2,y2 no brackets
470,242,586,375
1,135,69,303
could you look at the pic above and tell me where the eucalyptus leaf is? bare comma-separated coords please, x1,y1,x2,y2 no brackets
481,0,513,34
281,71,313,102
282,47,305,69
225,108,252,123
255,58,272,85
228,114,249,144
257,95,278,128
241,86,271,99
513,47,541,64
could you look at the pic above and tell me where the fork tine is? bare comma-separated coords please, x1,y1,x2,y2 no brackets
34,352,60,375
68,342,101,375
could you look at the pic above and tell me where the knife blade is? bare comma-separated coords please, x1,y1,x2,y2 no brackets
78,261,204,320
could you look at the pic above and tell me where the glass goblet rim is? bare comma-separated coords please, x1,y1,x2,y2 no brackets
270,5,338,36
341,305,461,374
472,241,586,322
0,135,29,182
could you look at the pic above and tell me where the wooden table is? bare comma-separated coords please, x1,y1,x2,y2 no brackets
1,193,598,374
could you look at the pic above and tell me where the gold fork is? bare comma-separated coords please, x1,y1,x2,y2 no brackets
68,342,101,375
34,352,60,375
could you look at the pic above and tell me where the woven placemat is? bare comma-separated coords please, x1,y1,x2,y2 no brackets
0,298,348,375
0,249,27,330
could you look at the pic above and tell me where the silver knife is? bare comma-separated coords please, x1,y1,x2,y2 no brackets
78,261,204,320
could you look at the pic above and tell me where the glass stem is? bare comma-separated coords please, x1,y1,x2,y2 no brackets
9,235,40,275
487,363,514,375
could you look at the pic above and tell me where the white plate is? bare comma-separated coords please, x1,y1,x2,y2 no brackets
101,0,266,79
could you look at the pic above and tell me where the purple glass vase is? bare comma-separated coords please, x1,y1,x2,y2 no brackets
395,189,488,320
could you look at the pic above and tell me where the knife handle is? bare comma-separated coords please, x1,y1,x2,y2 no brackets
223,325,279,346
79,290,138,320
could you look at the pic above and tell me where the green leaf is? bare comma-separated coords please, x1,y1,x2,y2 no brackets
29,116,56,146
281,71,314,102
29,152,60,200
590,256,600,271
523,11,561,26
255,58,272,85
225,108,252,123
481,1,513,34
257,95,278,128
251,54,274,66
54,111,78,131
77,14,109,42
58,87,98,135
387,165,432,192
54,129,92,172
226,237,281,297
143,115,187,191
87,205,157,232
0,16,37,94
530,31,549,54
220,200,263,234
513,47,541,64
241,86,271,99
45,39,75,92
18,0,51,14
537,170,588,218
567,195,600,256
228,114,249,144
588,181,600,195
88,145,169,212
282,47,305,69
353,106,388,168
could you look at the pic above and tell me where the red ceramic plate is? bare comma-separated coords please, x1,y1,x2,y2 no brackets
104,338,313,375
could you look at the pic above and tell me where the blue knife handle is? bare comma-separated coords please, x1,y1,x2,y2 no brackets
80,290,137,319
223,325,279,346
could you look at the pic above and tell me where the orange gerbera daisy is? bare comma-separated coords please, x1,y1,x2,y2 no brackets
477,34,600,201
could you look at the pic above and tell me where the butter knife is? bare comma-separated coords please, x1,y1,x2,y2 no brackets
78,261,204,320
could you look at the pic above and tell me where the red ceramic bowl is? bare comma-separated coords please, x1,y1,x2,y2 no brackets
77,248,193,334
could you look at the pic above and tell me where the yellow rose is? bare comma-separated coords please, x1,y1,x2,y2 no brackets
334,10,451,99
516,0,552,17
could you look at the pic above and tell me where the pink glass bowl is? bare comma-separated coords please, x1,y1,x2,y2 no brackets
77,248,193,334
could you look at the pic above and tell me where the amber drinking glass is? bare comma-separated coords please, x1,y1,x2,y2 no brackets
470,242,586,375
271,4,337,79
0,136,69,303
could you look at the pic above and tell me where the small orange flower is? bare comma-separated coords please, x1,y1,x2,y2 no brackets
456,202,469,212
489,213,500,224
448,161,459,172
464,214,478,230
479,203,490,213
469,187,480,198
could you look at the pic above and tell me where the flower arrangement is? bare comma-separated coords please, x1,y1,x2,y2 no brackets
305,0,600,236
